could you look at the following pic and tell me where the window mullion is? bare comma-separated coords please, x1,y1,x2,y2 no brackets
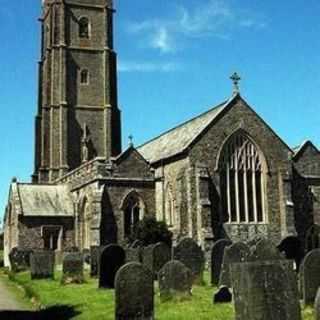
244,168,249,223
226,163,231,222
261,171,266,223
235,147,240,223
252,153,258,223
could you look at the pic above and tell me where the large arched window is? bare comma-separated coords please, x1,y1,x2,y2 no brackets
219,132,267,223
79,17,90,39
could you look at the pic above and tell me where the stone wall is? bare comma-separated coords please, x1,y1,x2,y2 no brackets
18,216,75,251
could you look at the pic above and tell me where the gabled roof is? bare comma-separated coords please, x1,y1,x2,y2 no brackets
293,140,320,160
138,95,238,164
113,145,150,166
17,183,74,217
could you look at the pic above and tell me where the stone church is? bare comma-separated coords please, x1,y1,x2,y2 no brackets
3,0,320,267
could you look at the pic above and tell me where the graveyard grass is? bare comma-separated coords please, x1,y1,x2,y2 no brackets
1,270,315,320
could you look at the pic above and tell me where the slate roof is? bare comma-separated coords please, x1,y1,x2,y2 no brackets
17,184,74,217
293,140,320,159
138,96,236,164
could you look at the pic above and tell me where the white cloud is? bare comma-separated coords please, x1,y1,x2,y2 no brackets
118,61,181,73
127,0,267,53
151,27,174,53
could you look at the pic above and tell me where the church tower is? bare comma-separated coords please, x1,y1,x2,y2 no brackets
33,0,121,183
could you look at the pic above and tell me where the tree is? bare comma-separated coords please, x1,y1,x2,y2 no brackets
132,216,172,247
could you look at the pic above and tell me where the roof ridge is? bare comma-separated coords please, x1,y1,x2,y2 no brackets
137,99,228,150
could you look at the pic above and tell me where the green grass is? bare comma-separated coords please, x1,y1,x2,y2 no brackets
3,271,315,320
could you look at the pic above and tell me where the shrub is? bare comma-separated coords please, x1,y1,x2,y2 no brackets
132,216,173,247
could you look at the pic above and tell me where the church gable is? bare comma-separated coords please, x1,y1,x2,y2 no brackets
188,94,292,172
113,147,154,180
293,141,320,176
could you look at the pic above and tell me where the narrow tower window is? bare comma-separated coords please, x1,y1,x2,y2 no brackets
80,69,89,85
79,17,90,39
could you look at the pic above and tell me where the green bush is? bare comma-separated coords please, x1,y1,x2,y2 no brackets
132,216,173,247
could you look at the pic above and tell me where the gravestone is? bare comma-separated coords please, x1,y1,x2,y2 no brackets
219,242,249,288
213,287,232,303
158,260,192,302
61,252,84,284
174,238,205,284
248,238,284,262
315,287,320,320
90,246,100,277
9,247,33,272
300,248,320,305
231,260,301,320
99,244,126,289
126,247,142,263
130,240,143,248
115,262,154,320
143,242,171,279
30,251,54,279
211,239,232,285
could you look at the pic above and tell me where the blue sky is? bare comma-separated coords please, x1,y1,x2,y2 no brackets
0,0,319,224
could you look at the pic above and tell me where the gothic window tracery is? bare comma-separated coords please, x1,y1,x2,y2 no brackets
219,132,267,223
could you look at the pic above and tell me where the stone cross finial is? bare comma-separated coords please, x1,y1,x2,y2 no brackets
128,135,134,147
230,72,241,95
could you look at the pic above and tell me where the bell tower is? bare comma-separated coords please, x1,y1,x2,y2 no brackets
33,0,121,183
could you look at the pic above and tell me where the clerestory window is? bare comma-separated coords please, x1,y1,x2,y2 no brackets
219,132,267,224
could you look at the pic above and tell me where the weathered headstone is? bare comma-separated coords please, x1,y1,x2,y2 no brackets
211,239,232,285
61,252,84,284
231,260,301,320
9,247,33,272
213,287,232,303
130,240,143,248
174,238,205,284
143,242,171,279
219,242,249,288
248,238,284,262
99,244,126,289
115,262,154,320
300,248,320,305
30,250,54,279
126,247,142,263
315,287,320,320
158,260,192,302
90,246,100,277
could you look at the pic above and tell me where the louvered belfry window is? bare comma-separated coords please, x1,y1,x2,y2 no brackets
220,132,266,223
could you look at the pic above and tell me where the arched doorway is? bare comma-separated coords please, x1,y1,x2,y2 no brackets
121,191,146,239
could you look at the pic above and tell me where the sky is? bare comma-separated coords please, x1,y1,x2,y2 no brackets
0,0,319,224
